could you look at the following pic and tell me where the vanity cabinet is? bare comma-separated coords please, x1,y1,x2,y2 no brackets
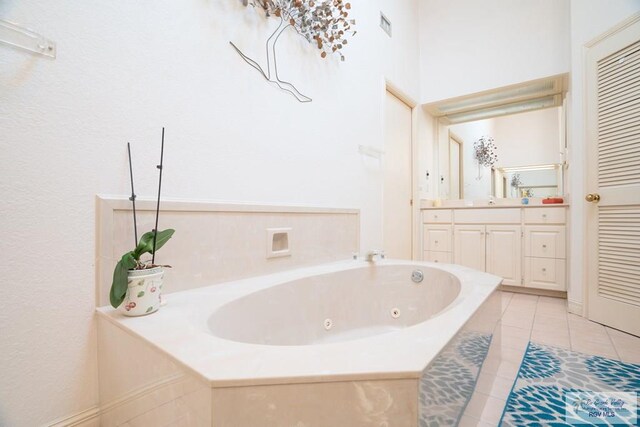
523,208,567,291
422,206,568,293
422,210,453,264
423,225,452,263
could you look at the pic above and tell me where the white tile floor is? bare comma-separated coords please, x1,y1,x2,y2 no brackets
460,291,640,426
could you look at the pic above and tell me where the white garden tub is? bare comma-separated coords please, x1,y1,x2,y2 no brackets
97,259,501,388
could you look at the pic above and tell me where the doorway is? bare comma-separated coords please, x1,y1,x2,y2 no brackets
383,90,413,259
585,18,640,336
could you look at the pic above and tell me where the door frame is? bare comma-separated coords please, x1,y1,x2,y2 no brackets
448,131,464,199
383,80,418,260
583,12,640,321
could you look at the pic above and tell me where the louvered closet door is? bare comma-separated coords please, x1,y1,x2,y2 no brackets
586,19,640,336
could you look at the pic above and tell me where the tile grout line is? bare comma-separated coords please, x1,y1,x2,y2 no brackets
501,292,515,316
531,296,541,344
566,309,577,353
526,295,538,342
603,325,622,361
568,313,621,359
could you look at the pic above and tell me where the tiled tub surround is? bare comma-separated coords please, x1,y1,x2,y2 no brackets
96,260,502,426
96,196,360,306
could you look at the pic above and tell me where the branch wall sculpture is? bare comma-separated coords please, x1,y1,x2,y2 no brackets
232,0,356,102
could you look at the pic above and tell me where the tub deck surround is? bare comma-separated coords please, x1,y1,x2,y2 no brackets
96,259,502,388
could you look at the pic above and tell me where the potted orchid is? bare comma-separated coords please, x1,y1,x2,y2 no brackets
109,229,174,316
109,131,174,316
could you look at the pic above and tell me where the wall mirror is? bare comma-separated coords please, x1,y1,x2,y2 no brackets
493,163,564,198
425,74,568,200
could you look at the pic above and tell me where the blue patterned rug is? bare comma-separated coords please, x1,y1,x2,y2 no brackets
500,342,640,426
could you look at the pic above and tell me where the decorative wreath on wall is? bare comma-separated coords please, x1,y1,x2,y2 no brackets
473,136,498,167
232,0,357,102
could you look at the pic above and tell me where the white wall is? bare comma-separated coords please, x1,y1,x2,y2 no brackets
0,0,421,424
419,0,571,103
447,107,561,199
567,1,640,312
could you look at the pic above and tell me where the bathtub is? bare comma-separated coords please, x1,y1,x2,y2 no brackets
97,259,502,426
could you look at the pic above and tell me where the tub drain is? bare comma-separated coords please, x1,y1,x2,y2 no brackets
390,308,401,319
324,318,333,330
411,269,424,283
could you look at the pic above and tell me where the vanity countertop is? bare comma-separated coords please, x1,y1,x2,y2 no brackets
420,200,570,209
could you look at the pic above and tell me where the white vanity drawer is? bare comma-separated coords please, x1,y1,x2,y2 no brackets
524,207,566,224
453,208,520,224
424,251,451,264
525,257,566,291
423,225,452,252
423,209,452,223
525,226,566,259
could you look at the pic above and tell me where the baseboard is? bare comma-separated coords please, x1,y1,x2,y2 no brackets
45,373,185,427
46,406,100,427
567,299,583,316
499,285,567,299
99,372,185,415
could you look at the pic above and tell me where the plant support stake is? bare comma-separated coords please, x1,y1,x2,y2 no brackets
127,142,138,247
152,128,165,265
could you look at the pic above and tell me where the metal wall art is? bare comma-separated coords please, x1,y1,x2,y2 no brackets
231,0,356,102
473,136,498,180
510,173,523,189
473,136,499,167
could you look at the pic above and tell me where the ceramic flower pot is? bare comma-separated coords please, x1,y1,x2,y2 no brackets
118,267,164,316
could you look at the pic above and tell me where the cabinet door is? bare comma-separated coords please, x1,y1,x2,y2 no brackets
424,251,452,264
525,258,566,291
454,225,486,271
423,225,452,252
486,225,522,286
524,226,566,259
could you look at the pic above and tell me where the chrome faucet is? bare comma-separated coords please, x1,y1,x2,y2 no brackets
365,250,385,262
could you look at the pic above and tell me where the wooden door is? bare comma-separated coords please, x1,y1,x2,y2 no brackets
383,90,413,259
586,19,640,336
486,225,521,286
454,225,486,271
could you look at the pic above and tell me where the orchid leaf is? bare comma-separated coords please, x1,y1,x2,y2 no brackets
109,252,136,308
133,229,175,259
